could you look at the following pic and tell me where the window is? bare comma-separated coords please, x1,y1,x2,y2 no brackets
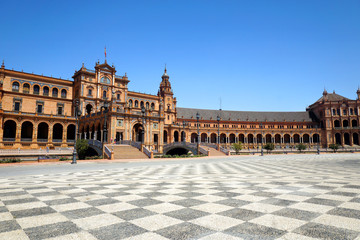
350,108,354,115
43,86,49,96
57,106,63,115
146,102,149,109
103,90,107,99
14,102,20,111
117,94,120,100
337,109,340,115
332,109,336,116
343,109,347,116
33,85,40,95
61,89,67,98
135,100,138,107
37,104,43,113
23,83,30,94
88,89,92,96
151,103,155,110
128,99,133,107
12,82,19,92
52,88,58,97
89,77,92,82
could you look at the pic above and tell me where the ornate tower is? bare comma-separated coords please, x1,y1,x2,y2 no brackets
158,66,177,124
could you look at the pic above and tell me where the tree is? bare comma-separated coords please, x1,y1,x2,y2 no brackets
76,139,89,160
263,143,275,154
329,143,339,153
232,142,243,154
296,143,306,153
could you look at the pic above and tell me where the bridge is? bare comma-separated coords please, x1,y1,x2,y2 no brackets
163,142,209,155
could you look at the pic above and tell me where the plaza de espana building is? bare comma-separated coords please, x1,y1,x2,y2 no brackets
0,59,359,154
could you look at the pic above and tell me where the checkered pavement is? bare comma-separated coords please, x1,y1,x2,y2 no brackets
0,154,360,239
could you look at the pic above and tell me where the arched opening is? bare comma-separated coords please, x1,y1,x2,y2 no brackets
52,88,58,97
265,134,271,143
284,134,290,143
96,123,101,141
303,134,310,143
181,131,186,142
174,131,179,142
352,120,358,127
191,133,197,143
128,99,133,108
334,120,340,128
61,89,67,98
210,133,217,143
21,121,33,141
43,86,49,96
33,85,40,95
335,133,341,145
3,120,16,141
134,100,139,108
37,122,49,142
313,134,320,143
248,134,254,144
220,133,226,143
201,133,207,143
344,133,350,145
67,124,76,142
256,134,262,144
53,123,63,142
353,133,359,145
132,123,144,142
163,130,168,143
146,102,149,109
275,134,281,143
140,101,144,108
86,104,93,115
23,83,30,94
343,120,349,128
151,103,155,110
12,82,19,92
239,134,245,143
103,90,107,99
293,134,300,143
229,133,235,143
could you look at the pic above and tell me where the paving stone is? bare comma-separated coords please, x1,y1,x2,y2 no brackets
0,220,21,233
156,222,214,240
218,208,264,221
224,222,286,239
89,222,147,240
293,222,359,240
11,207,56,218
112,208,156,221
24,221,80,240
272,207,320,221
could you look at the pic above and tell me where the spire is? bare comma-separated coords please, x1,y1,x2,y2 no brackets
1,60,4,69
162,64,169,78
323,87,328,96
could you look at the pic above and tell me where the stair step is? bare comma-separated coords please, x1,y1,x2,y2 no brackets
107,145,148,159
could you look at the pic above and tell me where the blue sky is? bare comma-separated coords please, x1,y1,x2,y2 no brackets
1,0,359,111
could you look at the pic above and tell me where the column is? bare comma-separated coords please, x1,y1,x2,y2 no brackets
100,130,103,142
32,126,37,142
62,128,67,143
49,125,53,142
300,137,303,143
16,123,21,141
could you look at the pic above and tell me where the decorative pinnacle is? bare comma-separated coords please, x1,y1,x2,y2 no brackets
1,60,4,68
164,64,167,73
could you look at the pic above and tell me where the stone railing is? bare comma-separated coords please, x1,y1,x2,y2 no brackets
104,145,112,159
142,146,153,158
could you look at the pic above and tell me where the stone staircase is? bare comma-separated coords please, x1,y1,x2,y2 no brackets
205,147,226,156
110,145,148,159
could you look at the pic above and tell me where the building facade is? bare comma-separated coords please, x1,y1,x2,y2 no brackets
0,60,359,152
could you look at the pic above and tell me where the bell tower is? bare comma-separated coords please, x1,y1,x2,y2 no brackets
158,66,177,124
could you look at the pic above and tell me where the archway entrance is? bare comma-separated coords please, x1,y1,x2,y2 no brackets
344,133,350,145
37,122,49,141
132,123,144,142
335,133,341,145
86,104,93,115
21,121,33,141
3,120,16,141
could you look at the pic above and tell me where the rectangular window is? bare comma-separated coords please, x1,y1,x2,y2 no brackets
57,107,63,115
14,102,20,111
350,108,354,115
343,109,347,115
337,109,340,115
37,104,43,113
117,94,120,100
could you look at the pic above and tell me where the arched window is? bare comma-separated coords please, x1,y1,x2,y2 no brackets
146,102,149,109
12,82,19,92
135,100,139,107
128,99,133,107
23,83,30,94
33,85,40,95
43,86,49,96
140,101,144,108
103,90,107,99
52,88,58,97
61,89,67,98
151,103,155,110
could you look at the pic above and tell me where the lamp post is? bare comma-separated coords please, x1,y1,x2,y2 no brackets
260,123,264,156
100,99,109,144
141,106,146,144
316,125,320,154
196,112,200,155
217,115,220,150
72,99,81,164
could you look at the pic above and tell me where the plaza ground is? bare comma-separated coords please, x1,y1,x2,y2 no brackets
0,154,360,240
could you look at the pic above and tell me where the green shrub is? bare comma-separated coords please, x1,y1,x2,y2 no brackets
76,139,89,160
296,143,307,153
263,143,275,154
0,158,21,163
329,143,339,152
232,142,243,154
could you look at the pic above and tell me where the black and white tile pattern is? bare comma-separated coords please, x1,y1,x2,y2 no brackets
1,154,360,239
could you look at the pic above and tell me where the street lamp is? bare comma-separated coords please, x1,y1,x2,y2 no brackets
217,115,220,149
72,99,82,164
196,112,200,155
141,106,146,144
260,123,264,156
101,99,109,144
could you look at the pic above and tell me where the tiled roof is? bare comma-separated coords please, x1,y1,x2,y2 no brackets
177,108,313,122
316,93,351,103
